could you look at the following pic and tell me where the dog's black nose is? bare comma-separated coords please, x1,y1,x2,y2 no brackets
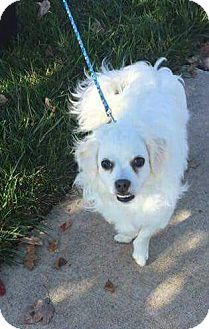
115,179,131,194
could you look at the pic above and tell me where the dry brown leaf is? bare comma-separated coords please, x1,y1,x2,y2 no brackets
59,219,73,232
37,0,51,18
24,245,38,270
45,45,54,57
188,159,200,170
45,97,51,109
0,279,6,296
104,280,116,293
54,257,68,269
21,236,43,246
47,240,58,252
187,65,197,77
0,94,8,105
199,42,209,70
23,298,55,325
200,42,209,58
91,18,105,34
45,97,56,113
186,55,201,65
67,207,71,213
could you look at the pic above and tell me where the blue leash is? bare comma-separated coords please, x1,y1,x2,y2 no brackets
61,0,116,123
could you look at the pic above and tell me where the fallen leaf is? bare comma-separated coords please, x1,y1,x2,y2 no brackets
54,257,68,269
91,18,105,34
24,245,38,270
188,159,200,170
23,298,55,325
37,0,51,18
0,94,8,105
0,280,6,297
47,240,58,252
21,236,43,246
104,280,116,293
59,219,73,232
200,42,209,58
186,55,201,65
45,97,56,113
45,45,54,58
187,65,197,77
199,42,209,70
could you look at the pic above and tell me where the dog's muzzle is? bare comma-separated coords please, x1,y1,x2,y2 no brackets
115,179,135,203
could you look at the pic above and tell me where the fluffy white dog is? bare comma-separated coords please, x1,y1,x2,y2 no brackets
71,58,189,266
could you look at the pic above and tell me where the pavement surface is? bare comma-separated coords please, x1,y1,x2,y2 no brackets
1,70,209,329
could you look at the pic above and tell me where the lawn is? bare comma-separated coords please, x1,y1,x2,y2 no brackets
0,0,209,264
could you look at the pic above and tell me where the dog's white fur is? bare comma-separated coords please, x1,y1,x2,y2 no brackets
71,58,189,266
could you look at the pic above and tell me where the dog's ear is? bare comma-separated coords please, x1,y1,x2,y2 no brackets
146,138,167,175
75,136,98,175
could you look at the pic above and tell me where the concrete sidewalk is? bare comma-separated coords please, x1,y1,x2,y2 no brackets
1,71,209,329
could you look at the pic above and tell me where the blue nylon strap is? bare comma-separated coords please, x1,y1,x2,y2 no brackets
61,0,116,123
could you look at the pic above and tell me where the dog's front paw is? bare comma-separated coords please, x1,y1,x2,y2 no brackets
132,240,149,266
132,251,148,266
114,234,133,243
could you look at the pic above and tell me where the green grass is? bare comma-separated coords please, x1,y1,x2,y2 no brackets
0,0,209,264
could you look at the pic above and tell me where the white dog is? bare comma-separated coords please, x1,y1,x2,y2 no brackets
71,58,189,266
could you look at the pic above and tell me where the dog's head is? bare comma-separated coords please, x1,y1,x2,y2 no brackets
75,122,166,203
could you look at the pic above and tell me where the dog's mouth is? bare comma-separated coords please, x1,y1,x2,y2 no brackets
116,193,135,203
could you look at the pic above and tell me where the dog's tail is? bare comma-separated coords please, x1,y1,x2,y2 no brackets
69,58,186,132
69,60,129,132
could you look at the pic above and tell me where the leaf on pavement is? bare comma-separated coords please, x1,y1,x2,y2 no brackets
24,245,38,270
0,280,6,297
104,280,116,293
200,41,209,70
54,257,68,269
21,236,43,246
23,298,55,325
59,219,73,232
188,159,200,170
47,240,58,252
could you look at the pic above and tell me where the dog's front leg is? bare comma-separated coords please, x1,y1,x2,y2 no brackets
132,227,156,266
132,206,174,266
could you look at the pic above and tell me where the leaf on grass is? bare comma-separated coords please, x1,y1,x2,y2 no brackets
47,240,58,252
0,94,8,105
104,280,116,293
0,280,6,297
59,219,73,232
45,97,56,113
23,298,55,325
91,19,105,34
45,45,54,58
37,0,51,18
24,245,38,270
21,236,43,246
54,257,68,269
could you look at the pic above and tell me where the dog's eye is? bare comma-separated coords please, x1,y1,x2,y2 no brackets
101,159,114,170
131,157,145,169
